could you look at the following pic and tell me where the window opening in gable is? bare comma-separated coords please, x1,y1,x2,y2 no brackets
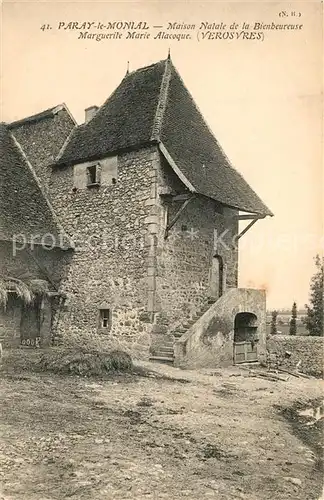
87,164,101,186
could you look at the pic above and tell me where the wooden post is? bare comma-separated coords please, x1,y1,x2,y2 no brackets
39,295,52,348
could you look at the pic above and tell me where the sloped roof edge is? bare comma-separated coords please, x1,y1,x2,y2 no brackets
158,141,272,216
159,142,196,192
8,103,77,128
55,125,79,164
10,132,74,249
160,61,273,217
151,59,172,141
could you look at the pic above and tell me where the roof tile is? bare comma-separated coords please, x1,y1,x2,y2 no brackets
0,123,72,247
56,59,272,216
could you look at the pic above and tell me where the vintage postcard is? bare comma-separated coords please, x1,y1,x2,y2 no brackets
0,1,323,499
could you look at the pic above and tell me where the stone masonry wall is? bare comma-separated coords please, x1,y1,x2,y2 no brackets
154,156,239,336
267,335,324,377
48,146,160,353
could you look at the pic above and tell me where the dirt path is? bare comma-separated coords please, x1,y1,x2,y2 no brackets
0,363,323,499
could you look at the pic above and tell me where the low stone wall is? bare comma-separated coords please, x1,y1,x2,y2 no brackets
266,335,324,377
174,288,267,369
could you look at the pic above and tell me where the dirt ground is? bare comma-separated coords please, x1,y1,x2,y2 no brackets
0,360,323,500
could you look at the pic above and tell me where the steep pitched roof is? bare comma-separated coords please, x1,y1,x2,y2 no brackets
8,104,75,128
56,59,272,216
8,104,76,190
0,123,72,247
56,62,165,165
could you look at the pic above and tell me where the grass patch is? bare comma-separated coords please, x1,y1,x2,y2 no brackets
0,348,43,373
1,347,132,377
40,348,132,376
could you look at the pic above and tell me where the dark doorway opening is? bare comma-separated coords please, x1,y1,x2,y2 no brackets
234,312,258,342
234,312,258,364
20,298,41,348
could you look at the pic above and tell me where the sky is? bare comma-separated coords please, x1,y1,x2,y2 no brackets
1,0,323,310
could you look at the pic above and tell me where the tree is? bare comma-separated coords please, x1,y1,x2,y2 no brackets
303,255,324,336
270,310,278,335
289,302,297,335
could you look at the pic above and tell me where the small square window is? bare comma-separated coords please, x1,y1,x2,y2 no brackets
87,164,100,186
99,309,111,329
181,224,188,232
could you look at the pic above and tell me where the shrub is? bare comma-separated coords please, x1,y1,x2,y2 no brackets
39,348,132,376
289,302,297,335
303,255,324,336
270,310,278,335
59,330,150,361
1,347,132,377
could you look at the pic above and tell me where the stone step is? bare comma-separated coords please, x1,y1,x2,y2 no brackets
180,307,213,329
182,320,196,328
174,327,186,334
154,353,174,360
169,303,216,340
149,356,174,365
173,333,184,339
200,306,212,314
155,352,174,358
157,346,174,353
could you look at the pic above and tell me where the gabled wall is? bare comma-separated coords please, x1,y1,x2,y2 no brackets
48,146,161,352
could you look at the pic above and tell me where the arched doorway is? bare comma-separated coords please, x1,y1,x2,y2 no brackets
234,312,258,364
210,255,224,300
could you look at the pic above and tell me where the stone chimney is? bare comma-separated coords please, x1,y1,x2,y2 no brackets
85,105,98,123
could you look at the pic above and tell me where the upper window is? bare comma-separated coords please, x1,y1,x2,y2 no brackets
73,157,117,190
86,164,100,187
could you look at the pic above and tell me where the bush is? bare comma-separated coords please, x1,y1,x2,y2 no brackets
1,347,132,377
58,330,150,361
40,348,133,376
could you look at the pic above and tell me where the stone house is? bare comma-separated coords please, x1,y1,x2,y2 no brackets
0,110,74,348
0,57,273,367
